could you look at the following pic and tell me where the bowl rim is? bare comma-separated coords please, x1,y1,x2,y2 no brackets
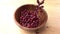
14,4,47,30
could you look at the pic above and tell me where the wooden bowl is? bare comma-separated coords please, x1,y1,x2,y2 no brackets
14,4,48,31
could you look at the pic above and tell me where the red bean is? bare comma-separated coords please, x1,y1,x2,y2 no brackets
27,23,31,28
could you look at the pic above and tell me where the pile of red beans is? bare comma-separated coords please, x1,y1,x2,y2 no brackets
20,9,40,28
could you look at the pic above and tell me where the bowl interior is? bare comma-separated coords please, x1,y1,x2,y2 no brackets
14,4,48,30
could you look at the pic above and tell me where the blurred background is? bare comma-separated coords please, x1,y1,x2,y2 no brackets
0,0,60,34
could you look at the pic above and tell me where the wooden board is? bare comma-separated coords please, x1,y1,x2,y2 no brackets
0,0,60,34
